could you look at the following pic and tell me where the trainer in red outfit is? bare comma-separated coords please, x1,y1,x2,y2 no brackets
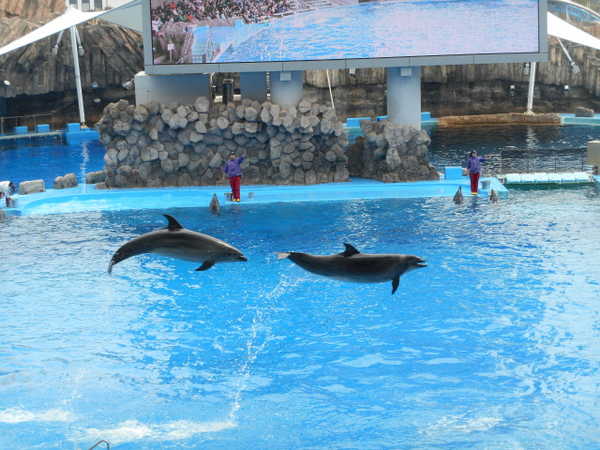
466,151,486,195
223,153,244,202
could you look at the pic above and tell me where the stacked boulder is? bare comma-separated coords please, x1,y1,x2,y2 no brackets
347,120,439,182
96,97,350,188
53,173,78,189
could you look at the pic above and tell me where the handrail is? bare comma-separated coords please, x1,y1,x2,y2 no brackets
88,440,110,449
0,113,57,135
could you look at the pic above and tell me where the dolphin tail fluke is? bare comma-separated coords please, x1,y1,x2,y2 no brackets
276,252,290,260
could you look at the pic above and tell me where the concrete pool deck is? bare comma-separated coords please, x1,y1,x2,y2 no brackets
6,176,508,216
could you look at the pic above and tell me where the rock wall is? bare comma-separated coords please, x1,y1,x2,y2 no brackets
0,0,64,22
347,121,438,182
97,98,351,188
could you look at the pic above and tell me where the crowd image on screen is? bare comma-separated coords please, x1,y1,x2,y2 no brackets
151,0,293,27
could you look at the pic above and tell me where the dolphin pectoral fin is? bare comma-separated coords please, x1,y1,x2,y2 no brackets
195,261,215,271
163,214,184,231
340,243,360,257
391,275,400,294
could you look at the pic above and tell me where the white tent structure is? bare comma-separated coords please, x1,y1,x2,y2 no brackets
0,4,600,121
0,0,142,125
524,12,600,113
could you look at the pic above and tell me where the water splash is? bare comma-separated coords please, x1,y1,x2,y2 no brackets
80,141,90,194
227,275,302,423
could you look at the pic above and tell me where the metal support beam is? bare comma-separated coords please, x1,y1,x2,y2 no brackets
70,25,86,125
526,61,536,115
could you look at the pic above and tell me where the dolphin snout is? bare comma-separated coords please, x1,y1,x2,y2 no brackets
238,255,248,262
414,257,427,268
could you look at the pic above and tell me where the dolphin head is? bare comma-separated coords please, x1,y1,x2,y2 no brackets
108,245,140,274
215,245,248,263
400,255,427,274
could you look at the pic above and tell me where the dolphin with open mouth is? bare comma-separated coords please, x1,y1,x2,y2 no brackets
277,243,426,294
108,214,247,273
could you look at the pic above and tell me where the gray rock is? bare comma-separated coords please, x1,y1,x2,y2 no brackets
178,152,190,168
280,162,292,179
194,121,207,134
293,168,305,184
334,164,349,182
325,151,337,162
133,105,149,122
270,144,281,160
85,170,105,184
161,159,175,173
244,107,258,121
141,147,159,162
194,97,210,113
245,122,258,134
305,169,317,184
217,116,230,130
302,151,314,162
209,152,223,169
19,179,45,195
298,99,311,114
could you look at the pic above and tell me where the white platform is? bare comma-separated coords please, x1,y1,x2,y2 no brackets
502,172,593,184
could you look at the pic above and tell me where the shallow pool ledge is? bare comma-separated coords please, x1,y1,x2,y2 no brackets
10,177,508,216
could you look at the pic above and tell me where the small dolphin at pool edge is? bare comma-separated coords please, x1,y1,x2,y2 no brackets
453,186,464,204
489,189,499,203
276,243,426,294
209,193,221,215
108,214,247,273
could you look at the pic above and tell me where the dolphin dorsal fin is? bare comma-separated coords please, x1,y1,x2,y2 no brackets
163,214,183,231
340,243,360,257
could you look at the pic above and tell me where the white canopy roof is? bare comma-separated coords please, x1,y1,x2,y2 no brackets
547,11,600,50
0,0,142,58
0,6,599,60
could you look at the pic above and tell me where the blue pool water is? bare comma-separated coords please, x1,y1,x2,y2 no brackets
1,188,599,448
217,0,538,63
0,141,105,187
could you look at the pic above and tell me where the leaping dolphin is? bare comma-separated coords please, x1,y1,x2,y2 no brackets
277,243,426,294
108,214,247,273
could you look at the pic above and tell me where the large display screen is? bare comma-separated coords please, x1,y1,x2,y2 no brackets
149,0,540,66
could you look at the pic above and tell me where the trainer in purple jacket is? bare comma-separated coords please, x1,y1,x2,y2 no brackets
223,153,244,202
466,151,486,195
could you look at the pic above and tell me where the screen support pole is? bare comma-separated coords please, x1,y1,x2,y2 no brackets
386,67,421,129
240,72,268,102
526,61,537,115
270,71,303,107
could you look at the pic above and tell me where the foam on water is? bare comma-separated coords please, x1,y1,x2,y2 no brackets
75,419,235,445
0,408,75,424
